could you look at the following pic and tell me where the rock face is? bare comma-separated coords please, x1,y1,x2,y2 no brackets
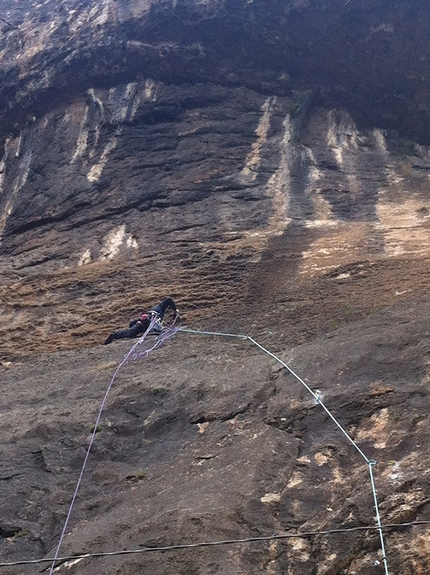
1,1,430,574
1,0,430,356
2,307,430,575
2,84,430,357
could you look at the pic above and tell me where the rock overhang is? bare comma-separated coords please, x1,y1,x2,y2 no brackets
1,0,430,143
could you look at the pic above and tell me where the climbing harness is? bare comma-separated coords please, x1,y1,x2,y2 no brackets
145,310,165,334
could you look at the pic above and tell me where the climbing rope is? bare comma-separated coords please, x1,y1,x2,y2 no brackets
179,327,390,575
7,323,392,574
246,336,370,461
2,521,429,568
47,316,176,575
369,460,389,574
178,327,248,340
131,314,180,360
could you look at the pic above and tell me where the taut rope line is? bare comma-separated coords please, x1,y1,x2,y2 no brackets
1,521,429,568
179,327,390,575
246,336,370,462
26,323,390,574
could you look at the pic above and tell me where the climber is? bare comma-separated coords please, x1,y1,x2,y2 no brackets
103,297,179,345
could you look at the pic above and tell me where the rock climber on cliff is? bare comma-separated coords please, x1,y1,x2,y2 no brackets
103,297,179,345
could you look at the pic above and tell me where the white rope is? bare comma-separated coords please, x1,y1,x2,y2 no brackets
368,461,389,575
246,336,370,462
178,327,390,573
3,324,392,573
179,327,248,339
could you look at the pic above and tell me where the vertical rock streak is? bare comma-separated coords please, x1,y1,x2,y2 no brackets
0,144,32,243
266,112,292,232
71,105,90,163
242,96,277,180
86,135,118,183
0,137,11,199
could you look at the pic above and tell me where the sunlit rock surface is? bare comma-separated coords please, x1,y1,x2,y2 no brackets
1,1,430,574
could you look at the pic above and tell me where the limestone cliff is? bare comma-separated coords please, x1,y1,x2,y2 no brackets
1,1,430,574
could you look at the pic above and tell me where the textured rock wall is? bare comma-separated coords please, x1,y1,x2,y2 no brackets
2,304,430,575
1,2,430,574
2,0,430,142
2,80,430,355
1,0,430,359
